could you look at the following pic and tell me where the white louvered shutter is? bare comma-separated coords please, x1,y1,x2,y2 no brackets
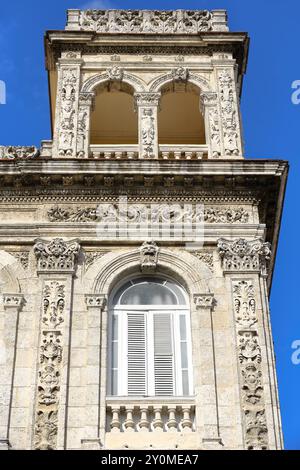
153,313,174,396
127,312,146,395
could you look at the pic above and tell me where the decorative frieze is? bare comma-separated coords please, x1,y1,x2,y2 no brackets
140,241,159,272
218,238,271,273
69,9,228,34
84,251,109,271
85,294,107,310
34,238,80,273
42,282,65,329
0,146,39,159
47,205,250,224
201,92,221,159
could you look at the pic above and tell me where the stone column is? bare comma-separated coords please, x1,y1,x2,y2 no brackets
82,294,107,450
135,92,161,159
53,52,83,158
32,238,80,450
213,61,243,157
217,238,274,449
193,294,223,448
76,92,95,158
0,294,24,450
200,92,222,159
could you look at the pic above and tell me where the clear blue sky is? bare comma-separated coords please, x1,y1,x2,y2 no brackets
0,0,299,450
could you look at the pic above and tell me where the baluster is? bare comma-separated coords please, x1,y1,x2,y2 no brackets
110,406,121,433
124,405,135,432
153,406,164,432
174,151,181,160
161,151,169,160
104,151,111,159
181,406,193,432
166,406,178,432
139,407,150,432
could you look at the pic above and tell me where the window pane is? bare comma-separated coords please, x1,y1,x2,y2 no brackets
180,342,188,368
111,370,118,395
182,370,189,395
179,315,187,340
121,283,177,305
112,342,118,368
112,315,118,339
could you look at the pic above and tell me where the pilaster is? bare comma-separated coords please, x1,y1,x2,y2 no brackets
0,294,24,450
53,52,83,158
32,238,80,450
217,238,277,449
135,93,161,159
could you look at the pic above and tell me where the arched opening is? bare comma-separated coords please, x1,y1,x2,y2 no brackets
108,275,193,397
90,82,138,145
158,82,206,145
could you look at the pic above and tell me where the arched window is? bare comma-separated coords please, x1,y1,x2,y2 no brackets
108,276,193,397
90,82,138,145
158,83,206,145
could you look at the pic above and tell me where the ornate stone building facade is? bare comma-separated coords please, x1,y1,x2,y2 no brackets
0,9,287,450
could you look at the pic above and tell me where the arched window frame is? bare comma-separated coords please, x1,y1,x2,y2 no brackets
107,275,194,398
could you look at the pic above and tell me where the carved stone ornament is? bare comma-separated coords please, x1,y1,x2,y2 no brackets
8,251,29,270
241,364,263,406
218,238,271,273
0,146,40,159
194,294,215,309
107,66,123,81
140,241,159,272
42,281,65,329
233,281,257,329
218,69,241,156
134,93,161,107
34,410,58,450
77,9,217,34
245,409,268,450
85,294,107,310
172,67,189,81
3,294,24,309
34,238,80,273
141,108,156,158
238,331,261,364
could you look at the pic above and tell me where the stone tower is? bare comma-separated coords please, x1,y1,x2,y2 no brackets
0,9,287,450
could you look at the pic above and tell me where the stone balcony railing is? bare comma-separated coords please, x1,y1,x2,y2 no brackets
0,142,208,160
66,9,229,34
90,144,208,160
106,397,195,433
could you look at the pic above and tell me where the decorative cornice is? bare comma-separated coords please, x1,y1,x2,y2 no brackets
33,238,81,274
217,238,271,273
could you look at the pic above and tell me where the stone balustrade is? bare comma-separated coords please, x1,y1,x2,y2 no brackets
106,398,195,433
90,144,208,160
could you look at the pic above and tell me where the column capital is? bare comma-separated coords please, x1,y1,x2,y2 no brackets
2,293,25,311
33,238,81,274
193,293,215,309
85,294,107,311
217,238,271,274
134,92,161,108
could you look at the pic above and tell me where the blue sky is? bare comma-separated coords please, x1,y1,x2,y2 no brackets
0,0,299,449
